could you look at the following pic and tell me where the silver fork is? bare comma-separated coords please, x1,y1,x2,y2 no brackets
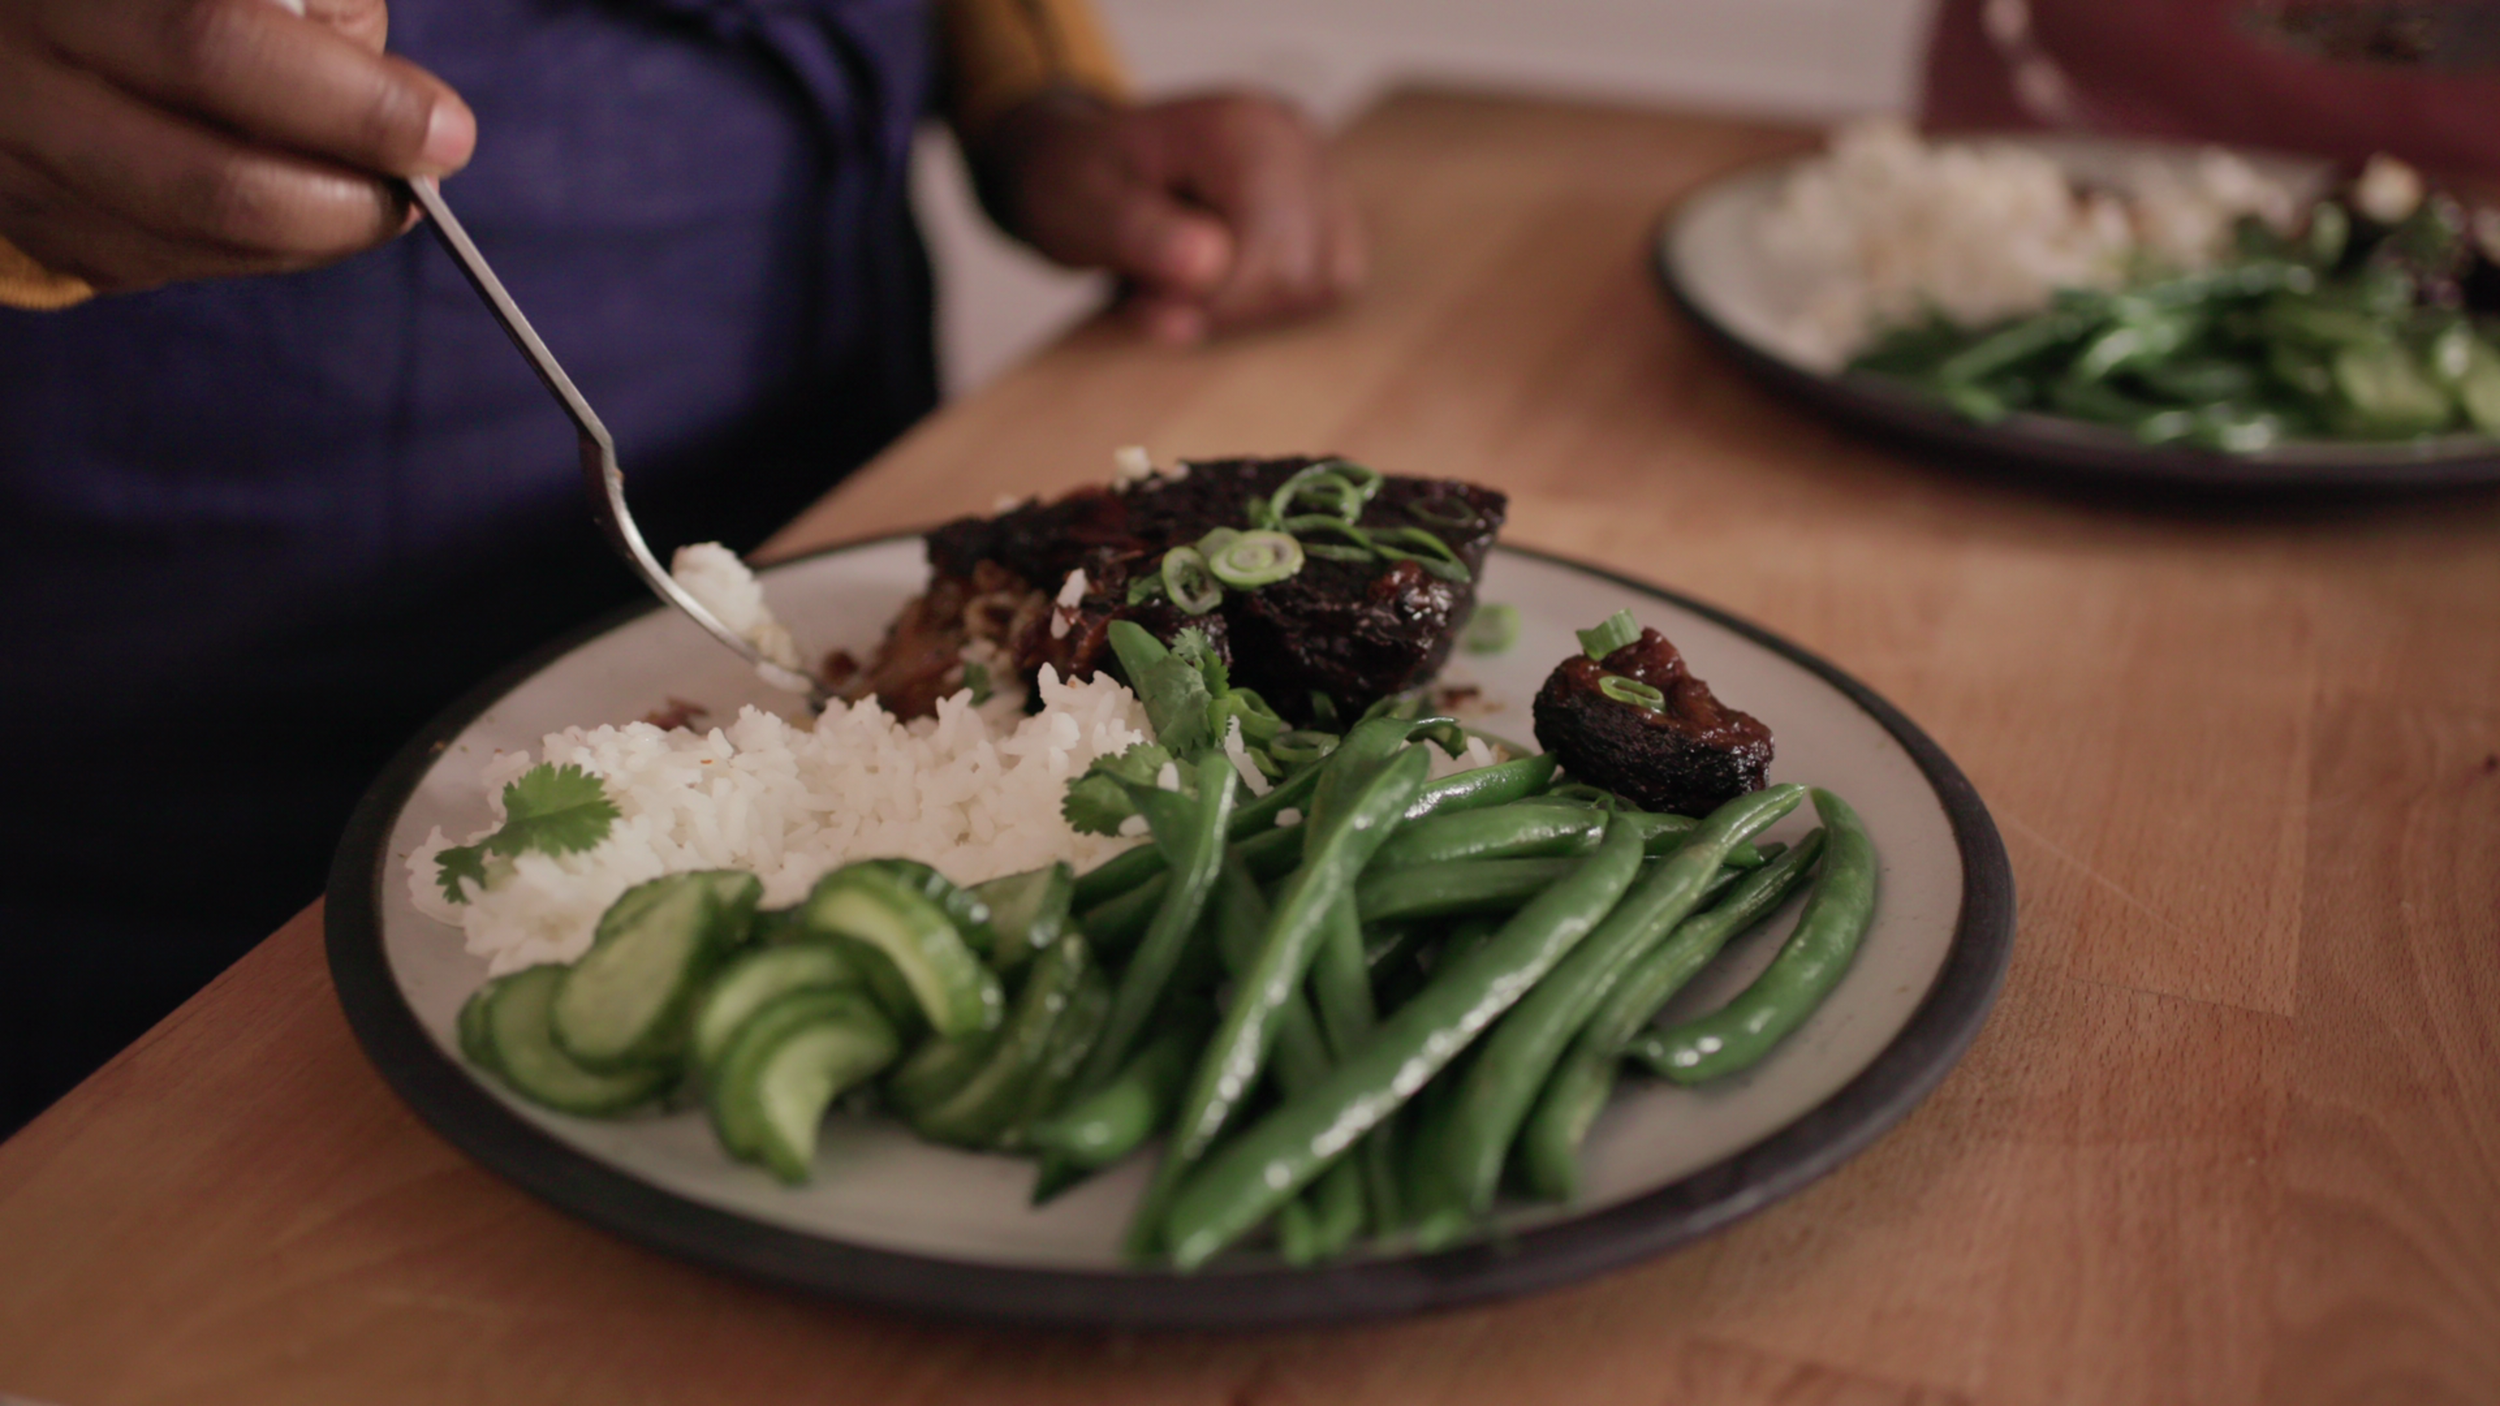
263,0,829,708
404,177,831,710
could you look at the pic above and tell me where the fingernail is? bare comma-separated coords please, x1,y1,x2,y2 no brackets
421,98,476,173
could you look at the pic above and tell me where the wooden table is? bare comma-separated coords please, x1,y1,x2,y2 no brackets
3,89,2495,1406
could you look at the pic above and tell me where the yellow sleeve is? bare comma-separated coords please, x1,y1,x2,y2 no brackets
939,0,1130,145
0,236,94,312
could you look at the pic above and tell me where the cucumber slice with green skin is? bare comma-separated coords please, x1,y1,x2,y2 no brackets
973,862,1075,975
481,966,675,1116
554,870,761,1071
748,905,812,947
457,978,504,1076
2455,333,2500,434
841,943,931,1039
708,988,898,1182
882,1026,1002,1116
997,967,1111,1150
863,859,999,956
910,934,1092,1148
801,865,1002,1039
690,941,862,1075
2332,339,2454,436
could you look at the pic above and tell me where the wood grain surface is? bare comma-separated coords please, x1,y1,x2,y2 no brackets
3,90,2496,1406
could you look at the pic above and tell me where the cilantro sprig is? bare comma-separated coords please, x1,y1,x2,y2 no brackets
436,762,621,903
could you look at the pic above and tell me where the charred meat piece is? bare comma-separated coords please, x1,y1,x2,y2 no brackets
849,457,1506,720
1532,628,1774,816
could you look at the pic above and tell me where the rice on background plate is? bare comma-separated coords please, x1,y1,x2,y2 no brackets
1759,117,2307,368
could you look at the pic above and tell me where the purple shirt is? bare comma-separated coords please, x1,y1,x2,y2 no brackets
0,0,936,925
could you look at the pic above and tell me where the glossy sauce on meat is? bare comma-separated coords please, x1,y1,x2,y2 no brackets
846,457,1507,721
1531,628,1774,815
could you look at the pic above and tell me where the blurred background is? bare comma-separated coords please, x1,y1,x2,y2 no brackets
921,0,1934,391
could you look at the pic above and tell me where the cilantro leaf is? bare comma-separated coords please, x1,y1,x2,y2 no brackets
1169,626,1229,695
490,763,620,857
1062,742,1176,835
433,762,620,902
436,844,490,904
1138,653,1215,757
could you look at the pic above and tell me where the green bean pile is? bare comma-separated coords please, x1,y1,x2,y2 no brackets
1849,191,2500,451
453,719,1879,1268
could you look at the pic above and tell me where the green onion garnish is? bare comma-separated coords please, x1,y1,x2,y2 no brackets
1207,529,1305,588
1371,525,1471,583
1598,674,1665,710
1577,609,1640,660
1161,546,1223,615
1462,602,1519,654
1284,515,1376,554
1407,495,1482,530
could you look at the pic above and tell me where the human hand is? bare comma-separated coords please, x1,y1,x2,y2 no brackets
0,0,474,293
973,90,1365,345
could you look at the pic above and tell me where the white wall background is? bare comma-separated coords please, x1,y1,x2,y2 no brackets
918,0,1940,392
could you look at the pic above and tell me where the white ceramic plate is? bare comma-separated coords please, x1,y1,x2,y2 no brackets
327,538,2014,1327
1659,133,2500,492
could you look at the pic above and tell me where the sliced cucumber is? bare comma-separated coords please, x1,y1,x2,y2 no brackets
457,977,503,1075
690,941,861,1075
882,1026,1002,1115
972,862,1074,975
554,870,761,1071
910,933,1092,1149
480,965,675,1116
708,988,898,1182
2332,339,2453,437
863,859,999,956
2455,332,2500,435
801,865,1002,1039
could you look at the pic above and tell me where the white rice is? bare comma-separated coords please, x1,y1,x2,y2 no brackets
409,666,1157,975
670,543,804,673
1759,117,2304,367
409,646,1514,975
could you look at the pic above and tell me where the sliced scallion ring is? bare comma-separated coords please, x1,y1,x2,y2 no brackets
1207,530,1305,588
1598,674,1666,710
1319,458,1384,499
1196,527,1242,559
1577,609,1641,660
1407,495,1482,530
1371,525,1473,584
1461,602,1518,654
1283,515,1375,551
1160,546,1222,615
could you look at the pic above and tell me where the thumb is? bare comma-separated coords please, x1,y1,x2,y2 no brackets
1100,182,1233,298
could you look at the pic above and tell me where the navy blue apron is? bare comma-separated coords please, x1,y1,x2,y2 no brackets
0,0,937,1129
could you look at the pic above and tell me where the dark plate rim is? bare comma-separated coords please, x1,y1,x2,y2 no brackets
325,535,2017,1331
1652,145,2500,494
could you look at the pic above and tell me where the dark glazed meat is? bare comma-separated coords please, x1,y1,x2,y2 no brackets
850,457,1506,720
1532,628,1774,816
